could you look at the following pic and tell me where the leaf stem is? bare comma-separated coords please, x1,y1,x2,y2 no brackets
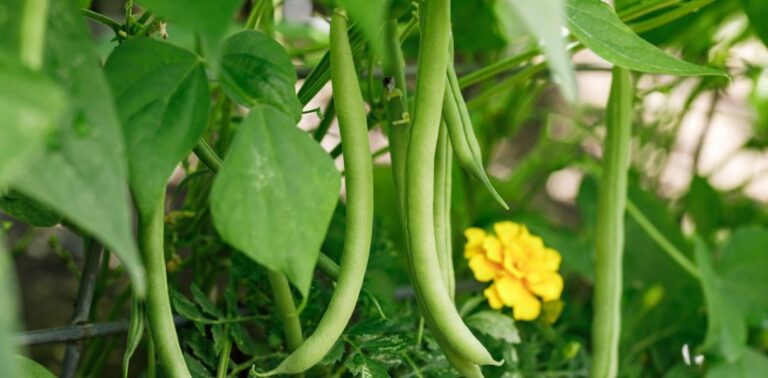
20,0,49,70
80,9,122,33
625,200,700,278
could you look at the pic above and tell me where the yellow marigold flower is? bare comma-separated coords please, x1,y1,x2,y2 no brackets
464,221,564,321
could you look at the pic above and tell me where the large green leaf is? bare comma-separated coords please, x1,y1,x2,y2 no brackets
0,58,65,186
739,0,768,47
15,355,56,378
694,240,746,361
210,105,340,297
219,30,302,121
11,0,144,295
503,0,578,102
0,237,18,378
717,227,768,324
707,348,768,378
694,227,768,363
136,0,243,34
105,38,210,216
566,0,726,77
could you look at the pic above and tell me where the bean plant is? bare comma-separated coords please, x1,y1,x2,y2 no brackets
1,0,767,377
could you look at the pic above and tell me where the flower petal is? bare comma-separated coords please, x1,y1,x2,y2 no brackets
512,291,541,321
484,235,503,263
495,275,527,307
468,254,498,282
483,284,504,310
494,221,524,246
527,272,564,301
464,227,486,259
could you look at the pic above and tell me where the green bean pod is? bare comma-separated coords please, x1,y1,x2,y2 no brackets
404,0,498,366
434,123,455,299
382,14,484,376
261,10,374,375
138,195,191,378
592,67,633,378
443,58,508,210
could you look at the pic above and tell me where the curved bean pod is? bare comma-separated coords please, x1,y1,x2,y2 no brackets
260,9,374,375
404,0,498,366
443,57,508,210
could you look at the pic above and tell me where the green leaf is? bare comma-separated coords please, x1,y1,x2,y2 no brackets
0,58,65,186
210,105,340,298
105,38,210,216
466,311,521,344
0,236,19,378
0,190,61,227
191,284,223,318
11,0,145,295
344,352,389,378
219,30,302,121
739,0,768,47
503,0,577,102
707,348,768,378
717,227,768,324
694,239,747,361
135,0,243,35
122,299,145,378
15,355,56,378
183,353,214,378
339,0,386,52
566,0,727,77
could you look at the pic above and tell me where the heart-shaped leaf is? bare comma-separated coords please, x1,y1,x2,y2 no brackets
210,105,340,297
219,30,302,121
11,0,144,294
136,0,244,35
105,38,210,216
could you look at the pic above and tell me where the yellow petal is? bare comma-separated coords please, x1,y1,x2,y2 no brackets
502,248,525,279
468,255,498,282
483,284,504,310
495,275,527,307
464,227,486,247
538,248,562,272
464,228,486,259
512,290,541,321
483,235,503,263
527,272,564,301
494,221,523,246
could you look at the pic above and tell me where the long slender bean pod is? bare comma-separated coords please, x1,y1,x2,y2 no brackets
138,195,191,378
261,10,374,375
443,56,508,209
405,0,497,366
592,67,633,378
382,15,483,376
433,123,455,299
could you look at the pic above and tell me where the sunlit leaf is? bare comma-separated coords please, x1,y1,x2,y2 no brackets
566,0,727,77
210,105,340,298
136,0,244,35
219,30,302,121
105,37,210,216
12,0,144,295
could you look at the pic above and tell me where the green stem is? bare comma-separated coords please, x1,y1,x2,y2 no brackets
139,195,191,378
194,139,223,172
20,0,49,70
266,270,304,351
625,200,699,278
312,98,336,142
216,327,232,378
592,67,633,378
81,9,121,33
